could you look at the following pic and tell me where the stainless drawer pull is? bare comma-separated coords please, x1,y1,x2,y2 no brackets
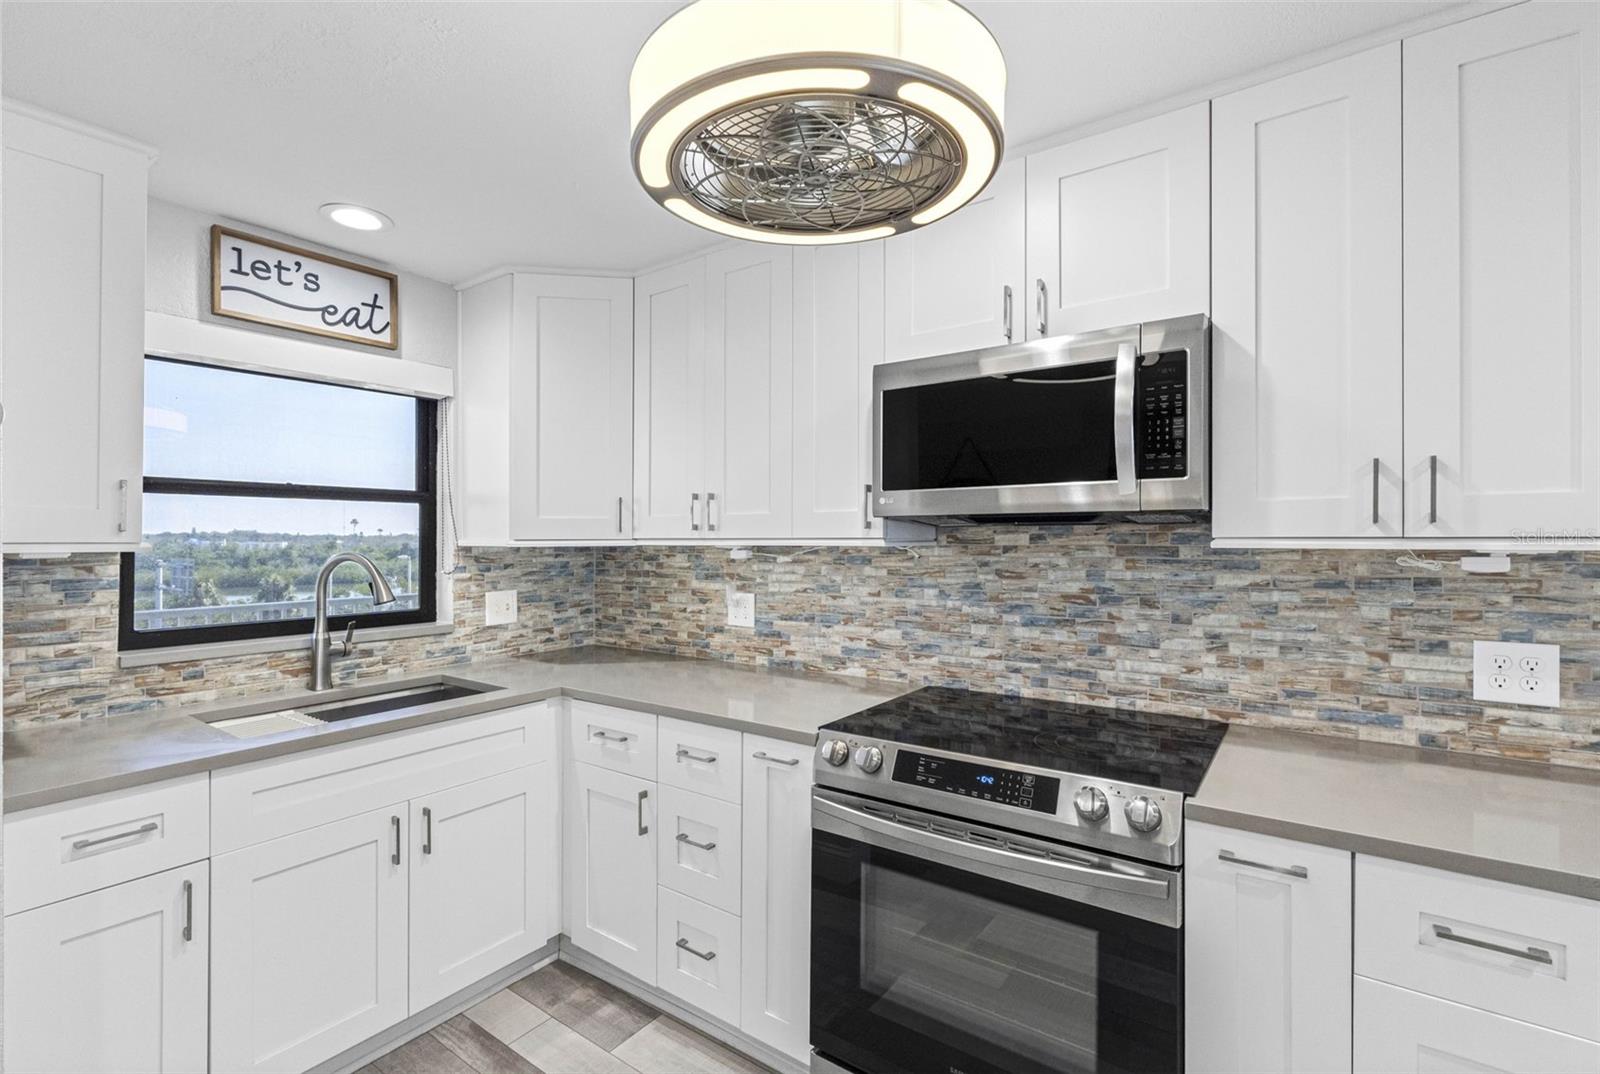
690,491,701,532
422,806,433,855
592,729,633,743
1429,454,1439,524
1218,849,1308,879
676,937,716,961
676,832,717,851
675,747,717,765
752,751,800,766
1002,284,1014,342
72,821,158,851
863,483,873,530
1431,924,1553,965
182,879,194,942
1035,278,1047,336
638,789,650,836
1371,457,1380,525
117,478,130,533
391,815,401,866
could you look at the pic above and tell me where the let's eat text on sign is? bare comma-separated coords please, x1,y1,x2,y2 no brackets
210,225,399,350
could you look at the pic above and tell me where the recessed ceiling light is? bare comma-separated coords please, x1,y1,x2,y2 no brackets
319,203,393,231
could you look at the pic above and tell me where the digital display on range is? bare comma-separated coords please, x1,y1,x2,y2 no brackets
891,750,1060,813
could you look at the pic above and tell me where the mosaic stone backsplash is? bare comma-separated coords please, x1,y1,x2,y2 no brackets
2,548,591,728
593,526,1600,770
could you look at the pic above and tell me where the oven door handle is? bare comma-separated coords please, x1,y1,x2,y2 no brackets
812,791,1172,903
1113,341,1138,497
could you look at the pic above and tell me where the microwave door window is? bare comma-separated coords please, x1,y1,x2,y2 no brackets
881,362,1119,492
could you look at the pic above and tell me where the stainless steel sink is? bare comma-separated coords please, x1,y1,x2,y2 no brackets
207,677,501,739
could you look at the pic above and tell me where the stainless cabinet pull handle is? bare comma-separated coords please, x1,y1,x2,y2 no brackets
117,478,130,533
863,483,873,530
1429,454,1439,524
1035,278,1047,336
1372,457,1381,525
72,821,158,850
637,789,650,836
617,495,624,534
752,750,800,766
706,491,717,532
675,747,717,764
1218,849,1308,879
676,937,716,961
182,879,194,942
391,815,401,866
422,806,433,855
1002,284,1013,342
592,729,632,743
690,492,700,532
1431,924,1553,965
676,832,717,851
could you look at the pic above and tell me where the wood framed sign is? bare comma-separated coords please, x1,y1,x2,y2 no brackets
210,225,399,350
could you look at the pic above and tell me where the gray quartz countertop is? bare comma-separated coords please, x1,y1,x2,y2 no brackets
1187,725,1600,901
2,647,909,812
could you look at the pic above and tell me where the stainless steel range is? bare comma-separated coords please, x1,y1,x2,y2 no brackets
808,687,1226,1074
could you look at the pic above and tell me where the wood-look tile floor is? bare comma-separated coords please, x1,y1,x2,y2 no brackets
359,961,775,1074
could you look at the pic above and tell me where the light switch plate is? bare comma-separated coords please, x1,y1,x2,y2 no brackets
727,591,755,628
485,589,517,626
1473,641,1559,707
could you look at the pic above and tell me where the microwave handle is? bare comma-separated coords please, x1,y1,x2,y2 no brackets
1113,342,1138,496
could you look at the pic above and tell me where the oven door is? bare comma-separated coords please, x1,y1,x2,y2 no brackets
811,790,1183,1074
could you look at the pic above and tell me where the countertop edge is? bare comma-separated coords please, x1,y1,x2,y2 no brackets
1185,801,1600,902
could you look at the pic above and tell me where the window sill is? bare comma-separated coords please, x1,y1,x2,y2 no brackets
117,620,456,669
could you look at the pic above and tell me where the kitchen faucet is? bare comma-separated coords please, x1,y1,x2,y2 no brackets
309,551,397,691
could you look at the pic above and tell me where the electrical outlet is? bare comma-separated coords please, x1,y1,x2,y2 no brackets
1473,641,1559,708
485,589,517,626
727,591,755,628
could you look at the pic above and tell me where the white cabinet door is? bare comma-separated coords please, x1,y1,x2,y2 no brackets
454,274,517,545
884,157,1025,360
565,761,658,984
2,106,148,549
704,245,794,538
1403,2,1600,538
634,258,707,538
4,862,208,1074
1211,45,1404,540
793,242,885,538
1354,976,1600,1074
1026,103,1209,337
509,274,634,540
739,735,814,1062
409,764,559,1012
1185,822,1353,1074
212,807,409,1074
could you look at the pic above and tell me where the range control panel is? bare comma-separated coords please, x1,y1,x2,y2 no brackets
1135,350,1188,478
891,750,1061,814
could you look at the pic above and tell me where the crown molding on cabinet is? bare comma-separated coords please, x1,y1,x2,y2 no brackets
1,97,159,160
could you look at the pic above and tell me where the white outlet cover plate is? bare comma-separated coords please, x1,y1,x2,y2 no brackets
485,589,517,626
727,591,755,628
1472,641,1559,708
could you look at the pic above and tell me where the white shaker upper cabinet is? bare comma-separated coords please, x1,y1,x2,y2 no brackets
793,242,885,539
1212,44,1404,541
633,258,707,539
883,157,1025,361
1025,103,1209,338
2,104,151,550
1403,2,1600,538
508,274,633,540
703,245,794,539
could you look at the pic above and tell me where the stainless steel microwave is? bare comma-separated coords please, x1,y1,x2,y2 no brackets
871,313,1209,524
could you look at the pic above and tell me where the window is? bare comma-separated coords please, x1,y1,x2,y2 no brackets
119,357,438,650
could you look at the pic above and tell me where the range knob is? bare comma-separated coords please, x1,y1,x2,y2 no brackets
1073,785,1109,822
852,745,884,773
1125,796,1163,833
820,739,849,766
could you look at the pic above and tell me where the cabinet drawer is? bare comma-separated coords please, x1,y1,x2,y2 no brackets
212,703,554,854
657,718,742,803
3,774,209,914
657,785,742,914
1356,855,1600,1040
569,700,657,779
1355,976,1600,1073
658,888,742,1026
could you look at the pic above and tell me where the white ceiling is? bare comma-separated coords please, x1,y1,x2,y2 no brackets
3,0,1458,285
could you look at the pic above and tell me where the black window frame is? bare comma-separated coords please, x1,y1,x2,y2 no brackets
119,356,439,651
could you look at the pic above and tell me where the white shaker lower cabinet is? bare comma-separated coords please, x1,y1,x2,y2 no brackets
658,887,744,1026
566,760,659,984
409,764,560,1011
211,807,410,1074
1184,821,1353,1074
3,862,209,1074
740,734,815,1062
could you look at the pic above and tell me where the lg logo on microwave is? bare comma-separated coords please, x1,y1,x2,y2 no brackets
879,496,894,505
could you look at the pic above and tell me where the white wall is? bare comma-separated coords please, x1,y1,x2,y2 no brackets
145,198,458,370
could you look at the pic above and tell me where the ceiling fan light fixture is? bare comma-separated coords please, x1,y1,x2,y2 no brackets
629,0,1006,246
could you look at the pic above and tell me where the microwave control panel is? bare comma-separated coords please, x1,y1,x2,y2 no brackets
1135,350,1188,478
891,750,1062,814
